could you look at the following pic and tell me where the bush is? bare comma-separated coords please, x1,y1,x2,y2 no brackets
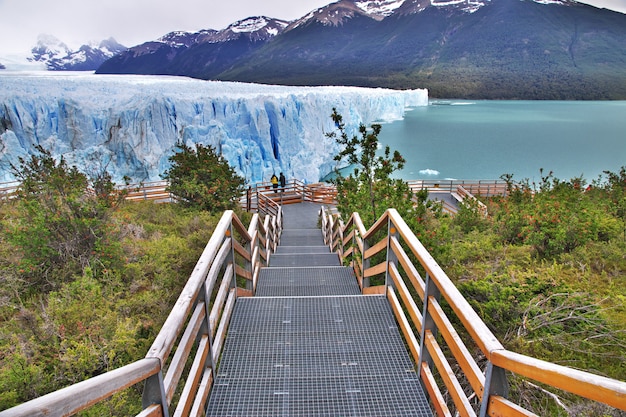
489,171,621,258
162,142,245,212
0,200,222,412
3,146,125,293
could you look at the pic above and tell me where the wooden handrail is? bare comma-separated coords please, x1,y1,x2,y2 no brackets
407,179,511,197
491,350,626,411
386,209,504,356
0,358,161,417
0,207,283,417
4,178,508,207
320,206,626,415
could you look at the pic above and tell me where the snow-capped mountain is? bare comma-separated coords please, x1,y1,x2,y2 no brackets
28,34,126,71
215,16,290,42
287,0,497,27
157,30,219,48
30,34,71,65
289,1,382,28
289,0,420,28
96,16,289,79
153,16,288,47
202,0,626,99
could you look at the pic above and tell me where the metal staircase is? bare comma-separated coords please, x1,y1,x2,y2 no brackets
205,202,433,416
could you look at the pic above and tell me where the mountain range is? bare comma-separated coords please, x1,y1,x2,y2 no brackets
95,0,626,99
0,34,126,71
29,34,127,71
5,0,626,99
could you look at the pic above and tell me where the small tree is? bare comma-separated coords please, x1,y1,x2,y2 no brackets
162,142,245,212
326,108,428,226
6,146,123,291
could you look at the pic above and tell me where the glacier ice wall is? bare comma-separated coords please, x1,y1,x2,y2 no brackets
0,72,428,184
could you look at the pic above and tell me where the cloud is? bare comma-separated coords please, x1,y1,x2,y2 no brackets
0,0,330,54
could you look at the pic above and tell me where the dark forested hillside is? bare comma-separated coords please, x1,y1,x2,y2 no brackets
216,1,626,99
97,0,626,99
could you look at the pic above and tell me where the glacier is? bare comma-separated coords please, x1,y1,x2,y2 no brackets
0,72,428,185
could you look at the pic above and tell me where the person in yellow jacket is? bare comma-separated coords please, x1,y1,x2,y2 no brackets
271,173,278,190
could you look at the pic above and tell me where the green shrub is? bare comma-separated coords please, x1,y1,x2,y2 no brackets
4,146,125,293
490,172,621,258
0,201,222,412
162,142,245,212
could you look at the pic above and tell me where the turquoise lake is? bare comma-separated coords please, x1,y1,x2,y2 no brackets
378,100,626,183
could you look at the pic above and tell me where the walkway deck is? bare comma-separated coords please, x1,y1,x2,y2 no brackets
206,203,433,416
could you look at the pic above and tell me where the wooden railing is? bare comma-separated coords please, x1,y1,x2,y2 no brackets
243,179,337,211
0,180,19,200
453,185,488,216
0,180,174,203
408,179,510,197
321,207,626,416
122,181,174,203
3,178,509,206
0,208,283,417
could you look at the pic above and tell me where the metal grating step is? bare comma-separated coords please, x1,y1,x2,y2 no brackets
206,296,433,417
280,229,323,238
279,235,325,247
225,296,397,333
269,253,340,267
208,375,431,417
281,203,325,229
216,347,416,379
274,246,330,255
279,228,326,247
256,267,360,296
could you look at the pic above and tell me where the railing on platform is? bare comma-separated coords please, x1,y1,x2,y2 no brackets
122,180,174,203
5,178,508,208
0,180,20,200
408,179,510,197
0,208,283,417
0,180,174,203
320,207,626,416
242,179,337,211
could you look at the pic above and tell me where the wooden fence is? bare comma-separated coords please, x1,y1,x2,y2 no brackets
242,179,337,211
321,207,626,416
408,179,510,197
3,178,508,211
0,181,20,200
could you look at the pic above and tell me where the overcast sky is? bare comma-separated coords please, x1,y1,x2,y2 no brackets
0,0,624,55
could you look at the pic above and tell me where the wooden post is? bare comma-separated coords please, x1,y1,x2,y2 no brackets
200,282,217,376
244,228,254,292
226,223,237,298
